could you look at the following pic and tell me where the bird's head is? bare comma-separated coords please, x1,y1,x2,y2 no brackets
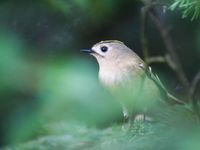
81,40,138,65
81,40,145,88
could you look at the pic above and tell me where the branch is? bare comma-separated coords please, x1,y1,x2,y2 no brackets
146,56,166,64
140,2,150,63
140,1,192,103
140,0,200,117
140,0,157,65
190,70,200,105
148,10,191,101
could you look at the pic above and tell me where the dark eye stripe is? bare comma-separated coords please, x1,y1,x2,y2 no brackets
100,46,108,52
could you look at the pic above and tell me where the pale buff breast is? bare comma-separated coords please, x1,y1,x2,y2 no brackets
99,65,125,88
98,59,144,89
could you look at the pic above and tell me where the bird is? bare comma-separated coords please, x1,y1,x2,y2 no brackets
81,40,184,122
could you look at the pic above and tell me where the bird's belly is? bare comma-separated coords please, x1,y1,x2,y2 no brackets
99,70,162,115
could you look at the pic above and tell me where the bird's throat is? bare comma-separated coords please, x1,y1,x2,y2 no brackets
98,65,129,88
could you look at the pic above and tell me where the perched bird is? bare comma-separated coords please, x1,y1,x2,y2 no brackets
81,40,183,121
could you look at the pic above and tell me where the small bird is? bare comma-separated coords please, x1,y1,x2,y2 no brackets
81,40,183,122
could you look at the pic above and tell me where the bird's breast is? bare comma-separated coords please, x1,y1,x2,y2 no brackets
98,66,131,88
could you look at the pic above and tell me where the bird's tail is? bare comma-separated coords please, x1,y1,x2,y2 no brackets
146,66,186,105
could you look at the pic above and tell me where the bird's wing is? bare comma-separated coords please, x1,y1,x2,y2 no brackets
138,64,185,105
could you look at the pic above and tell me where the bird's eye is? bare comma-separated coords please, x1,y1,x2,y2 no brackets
100,46,108,52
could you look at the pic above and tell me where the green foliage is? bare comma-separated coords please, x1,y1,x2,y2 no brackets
0,28,121,144
46,0,121,22
1,29,199,150
2,112,200,150
169,0,200,20
0,1,199,150
0,30,29,93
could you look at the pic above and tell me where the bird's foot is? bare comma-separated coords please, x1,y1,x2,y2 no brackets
122,106,129,120
121,121,131,131
122,108,131,130
134,114,153,123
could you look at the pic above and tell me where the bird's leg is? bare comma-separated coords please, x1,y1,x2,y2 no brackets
122,105,129,122
122,106,131,130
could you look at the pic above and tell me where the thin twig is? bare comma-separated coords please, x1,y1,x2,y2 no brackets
190,70,200,104
190,70,200,117
148,10,191,101
140,4,150,63
140,1,166,65
140,1,200,117
146,56,166,64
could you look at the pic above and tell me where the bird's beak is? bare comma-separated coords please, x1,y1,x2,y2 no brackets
80,49,94,54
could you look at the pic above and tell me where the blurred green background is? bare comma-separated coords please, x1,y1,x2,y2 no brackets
0,0,200,150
